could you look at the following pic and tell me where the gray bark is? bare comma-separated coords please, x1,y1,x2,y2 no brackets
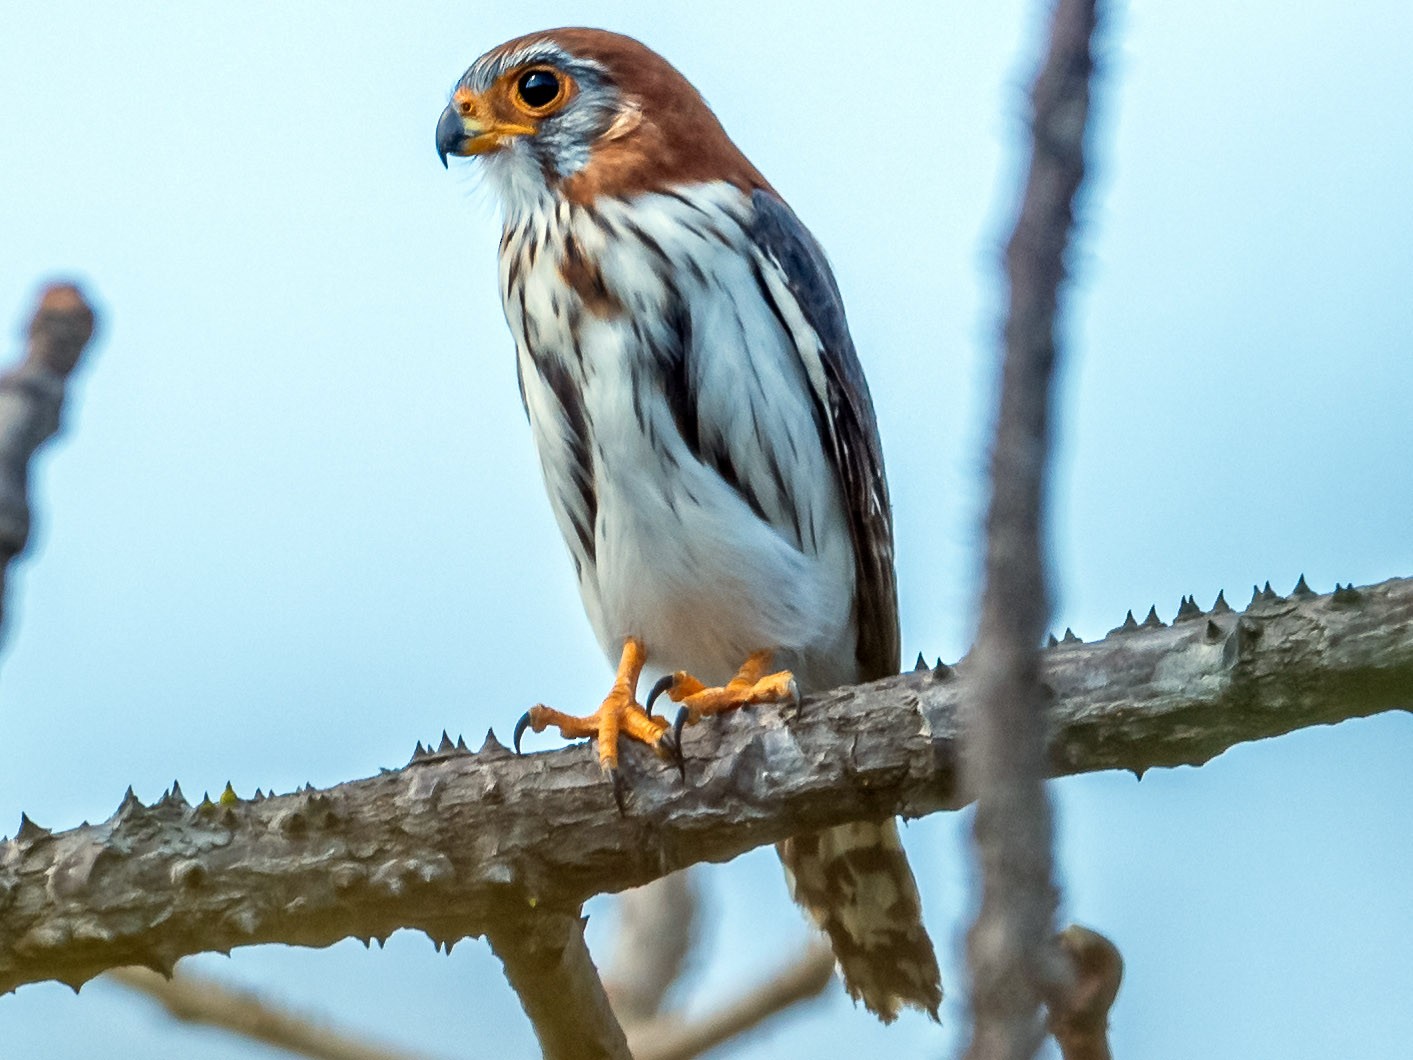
0,576,1407,996
487,910,632,1060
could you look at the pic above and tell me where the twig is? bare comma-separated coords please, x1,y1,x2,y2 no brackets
962,1,1100,1057
604,870,698,1022
108,964,443,1060
626,942,835,1060
1048,926,1122,1060
0,575,1406,996
0,283,96,629
486,909,632,1060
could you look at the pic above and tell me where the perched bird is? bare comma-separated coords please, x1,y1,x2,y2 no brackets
437,28,941,1021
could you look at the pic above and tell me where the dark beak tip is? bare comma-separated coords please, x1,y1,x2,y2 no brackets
436,105,468,170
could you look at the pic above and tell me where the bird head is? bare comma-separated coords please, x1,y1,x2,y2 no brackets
437,28,767,214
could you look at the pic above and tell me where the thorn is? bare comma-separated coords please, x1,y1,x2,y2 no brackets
1205,619,1223,643
219,782,238,807
171,859,207,889
1140,606,1164,629
140,953,175,978
1248,581,1281,607
1210,590,1232,615
1046,633,1059,648
438,731,455,754
16,813,49,843
914,652,928,672
1291,573,1314,598
479,728,511,758
1331,583,1363,606
1061,628,1081,644
252,788,264,801
165,781,188,807
932,659,954,678
409,741,429,763
1130,767,1145,782
1109,611,1138,636
113,786,149,824
1174,595,1202,623
1223,616,1263,666
456,735,469,752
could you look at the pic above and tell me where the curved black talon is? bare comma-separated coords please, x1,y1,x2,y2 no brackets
659,725,686,781
670,707,691,780
610,768,628,815
512,712,532,755
645,674,675,717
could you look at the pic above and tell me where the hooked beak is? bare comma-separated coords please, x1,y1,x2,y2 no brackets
436,105,469,168
436,97,535,167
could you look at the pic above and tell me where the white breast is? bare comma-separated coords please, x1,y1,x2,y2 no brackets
500,184,858,690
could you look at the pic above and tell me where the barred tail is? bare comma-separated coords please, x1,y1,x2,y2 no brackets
777,819,941,1023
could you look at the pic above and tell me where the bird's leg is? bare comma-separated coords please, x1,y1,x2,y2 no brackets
647,650,800,776
513,636,669,812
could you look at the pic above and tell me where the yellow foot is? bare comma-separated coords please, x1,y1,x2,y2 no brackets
644,650,801,777
512,636,669,813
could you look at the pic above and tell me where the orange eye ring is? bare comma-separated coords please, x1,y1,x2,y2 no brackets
511,66,573,116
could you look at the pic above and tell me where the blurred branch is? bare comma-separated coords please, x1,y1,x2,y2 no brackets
1048,926,1122,1060
108,964,443,1060
0,283,96,629
0,575,1407,996
486,909,632,1060
625,941,835,1060
603,871,698,1023
961,0,1099,1057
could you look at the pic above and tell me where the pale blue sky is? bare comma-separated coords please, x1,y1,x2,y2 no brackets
2,3,1409,1058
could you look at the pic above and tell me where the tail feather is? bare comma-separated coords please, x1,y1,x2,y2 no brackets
777,820,941,1023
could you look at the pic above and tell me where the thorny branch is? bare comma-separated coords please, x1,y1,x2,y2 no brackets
0,576,1407,998
961,0,1100,1058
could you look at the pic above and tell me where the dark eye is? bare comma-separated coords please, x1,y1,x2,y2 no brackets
517,69,561,109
